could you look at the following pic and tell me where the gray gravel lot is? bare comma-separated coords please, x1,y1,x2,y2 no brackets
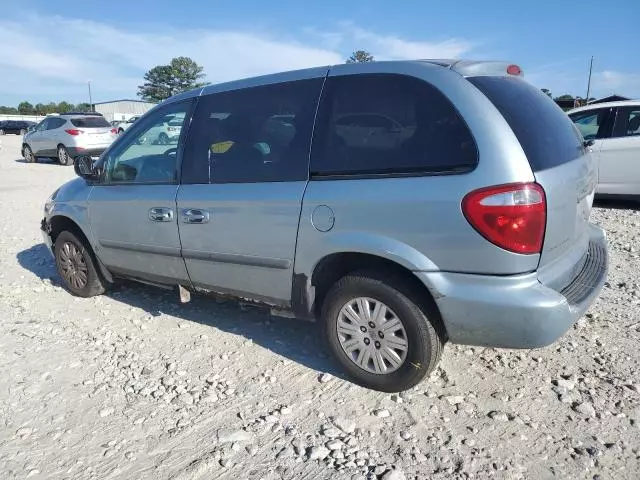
1,134,639,479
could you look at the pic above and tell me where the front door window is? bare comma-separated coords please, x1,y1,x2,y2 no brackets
102,102,191,184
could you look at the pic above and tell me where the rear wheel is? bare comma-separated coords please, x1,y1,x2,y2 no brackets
54,230,106,297
23,145,35,163
158,132,169,145
57,145,72,166
322,270,444,392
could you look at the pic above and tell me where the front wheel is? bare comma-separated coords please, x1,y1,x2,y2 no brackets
54,231,106,297
23,145,35,163
322,271,444,392
57,145,72,165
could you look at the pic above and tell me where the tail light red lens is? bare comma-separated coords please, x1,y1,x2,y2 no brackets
64,129,82,136
110,128,118,134
462,183,546,254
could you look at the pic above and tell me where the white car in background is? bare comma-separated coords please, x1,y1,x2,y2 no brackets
568,100,640,199
137,113,184,145
116,115,142,134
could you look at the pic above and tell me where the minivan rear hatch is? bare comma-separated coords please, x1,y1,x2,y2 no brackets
469,76,597,288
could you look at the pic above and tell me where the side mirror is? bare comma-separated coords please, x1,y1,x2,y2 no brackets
74,155,99,181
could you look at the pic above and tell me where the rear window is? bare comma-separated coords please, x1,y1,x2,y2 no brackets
469,76,585,172
70,117,110,128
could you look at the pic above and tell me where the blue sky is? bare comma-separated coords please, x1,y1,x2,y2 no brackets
1,0,638,106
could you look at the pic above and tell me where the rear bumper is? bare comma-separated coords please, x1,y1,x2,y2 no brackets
418,224,608,349
66,146,106,158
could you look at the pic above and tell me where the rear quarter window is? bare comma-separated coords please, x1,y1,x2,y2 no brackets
70,117,110,128
311,73,478,177
469,76,585,172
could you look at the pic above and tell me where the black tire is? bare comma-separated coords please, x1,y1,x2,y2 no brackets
158,132,169,145
322,270,444,392
57,145,72,165
54,230,106,297
23,145,35,163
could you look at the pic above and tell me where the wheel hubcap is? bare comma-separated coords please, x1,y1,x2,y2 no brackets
59,148,67,162
58,242,88,289
337,297,409,375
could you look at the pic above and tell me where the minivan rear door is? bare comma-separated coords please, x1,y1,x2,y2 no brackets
469,76,597,287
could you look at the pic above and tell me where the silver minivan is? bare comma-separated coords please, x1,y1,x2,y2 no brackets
41,60,608,392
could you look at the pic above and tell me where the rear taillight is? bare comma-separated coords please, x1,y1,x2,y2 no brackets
65,129,82,136
462,183,546,254
110,128,118,134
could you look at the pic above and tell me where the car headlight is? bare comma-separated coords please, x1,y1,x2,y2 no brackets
44,188,59,215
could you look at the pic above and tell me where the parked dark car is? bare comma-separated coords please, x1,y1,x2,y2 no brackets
0,120,36,135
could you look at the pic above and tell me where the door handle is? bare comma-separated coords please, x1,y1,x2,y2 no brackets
149,207,174,222
182,209,210,224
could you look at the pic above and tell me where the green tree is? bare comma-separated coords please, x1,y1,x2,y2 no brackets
138,56,208,102
554,94,574,101
18,101,34,115
44,102,57,114
346,49,375,63
541,88,552,98
34,103,46,115
0,106,18,114
57,101,73,113
75,102,92,112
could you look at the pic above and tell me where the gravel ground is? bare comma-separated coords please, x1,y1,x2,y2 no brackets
1,134,639,480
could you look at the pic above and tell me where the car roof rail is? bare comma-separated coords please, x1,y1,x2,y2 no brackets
419,59,524,77
62,111,104,116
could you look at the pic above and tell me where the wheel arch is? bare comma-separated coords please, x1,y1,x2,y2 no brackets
48,214,113,283
292,251,447,339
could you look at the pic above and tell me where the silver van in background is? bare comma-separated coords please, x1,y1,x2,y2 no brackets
41,60,607,392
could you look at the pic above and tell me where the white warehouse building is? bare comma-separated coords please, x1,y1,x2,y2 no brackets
93,99,156,122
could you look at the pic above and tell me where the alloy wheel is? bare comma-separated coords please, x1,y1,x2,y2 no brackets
58,242,88,290
58,147,69,164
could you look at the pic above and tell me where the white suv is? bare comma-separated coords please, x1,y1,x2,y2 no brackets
116,115,141,134
22,113,117,165
568,100,640,199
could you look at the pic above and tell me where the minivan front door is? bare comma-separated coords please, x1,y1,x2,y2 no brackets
88,100,194,284
568,107,614,195
176,74,326,305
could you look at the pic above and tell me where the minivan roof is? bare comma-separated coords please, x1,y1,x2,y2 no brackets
163,59,524,106
418,59,524,77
